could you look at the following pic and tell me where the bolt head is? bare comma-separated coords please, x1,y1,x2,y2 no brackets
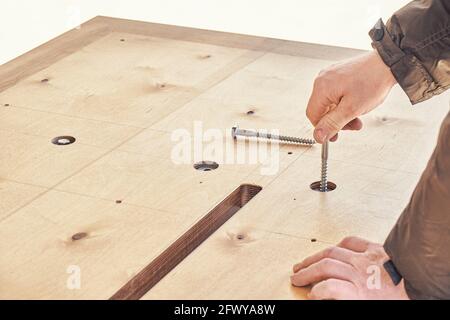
231,126,238,139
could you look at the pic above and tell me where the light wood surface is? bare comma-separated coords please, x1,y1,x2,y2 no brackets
0,16,448,300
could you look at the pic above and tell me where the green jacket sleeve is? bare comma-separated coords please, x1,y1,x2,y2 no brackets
369,0,449,104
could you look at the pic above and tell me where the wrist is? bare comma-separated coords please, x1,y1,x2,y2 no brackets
372,50,397,88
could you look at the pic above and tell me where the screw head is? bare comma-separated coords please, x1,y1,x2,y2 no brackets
231,126,238,139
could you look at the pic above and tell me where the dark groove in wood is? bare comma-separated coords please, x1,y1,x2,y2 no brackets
110,184,262,300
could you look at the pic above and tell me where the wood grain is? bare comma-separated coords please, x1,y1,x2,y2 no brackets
111,184,261,300
0,16,448,300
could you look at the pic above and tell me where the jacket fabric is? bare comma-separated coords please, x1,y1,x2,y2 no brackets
369,0,450,299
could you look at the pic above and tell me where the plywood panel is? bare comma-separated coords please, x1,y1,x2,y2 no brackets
151,53,331,138
0,32,261,127
117,128,311,176
144,230,326,300
56,150,258,215
0,16,447,300
0,130,107,187
0,105,141,149
207,156,420,244
0,180,46,221
0,191,197,299
142,155,423,299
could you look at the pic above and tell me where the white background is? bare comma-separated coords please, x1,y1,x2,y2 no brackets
0,0,410,65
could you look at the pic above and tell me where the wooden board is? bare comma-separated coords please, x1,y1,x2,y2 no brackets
0,16,448,300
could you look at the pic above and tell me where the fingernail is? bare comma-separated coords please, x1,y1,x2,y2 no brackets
315,128,328,143
330,133,338,142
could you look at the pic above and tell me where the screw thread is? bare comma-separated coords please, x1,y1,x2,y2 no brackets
278,135,316,145
320,160,328,192
232,126,315,146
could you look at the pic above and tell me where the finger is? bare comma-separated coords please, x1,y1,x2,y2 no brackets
313,97,355,143
309,279,358,300
305,82,334,126
337,236,371,252
293,246,356,273
330,133,338,142
342,118,363,131
290,258,356,287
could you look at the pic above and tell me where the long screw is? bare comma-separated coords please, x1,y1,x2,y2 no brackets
320,140,329,192
231,126,315,145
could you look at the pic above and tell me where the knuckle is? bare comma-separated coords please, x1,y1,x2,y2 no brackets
349,254,360,266
323,115,342,131
346,103,360,117
339,236,356,247
320,258,335,270
317,69,326,77
323,246,336,258
313,75,326,90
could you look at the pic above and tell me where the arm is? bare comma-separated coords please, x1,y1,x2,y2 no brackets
306,0,449,144
370,0,450,104
293,0,450,299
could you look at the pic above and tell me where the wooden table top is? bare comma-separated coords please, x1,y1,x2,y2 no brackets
0,16,448,299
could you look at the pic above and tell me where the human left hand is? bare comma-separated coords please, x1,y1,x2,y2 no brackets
291,236,409,300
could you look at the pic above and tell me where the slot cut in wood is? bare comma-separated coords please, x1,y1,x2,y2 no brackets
110,183,262,300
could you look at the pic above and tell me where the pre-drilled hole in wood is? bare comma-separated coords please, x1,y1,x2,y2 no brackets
246,110,254,115
4,103,10,107
111,183,262,300
41,78,49,83
311,238,317,242
193,161,219,171
72,232,87,241
288,151,293,155
51,136,76,145
116,200,122,204
310,181,336,192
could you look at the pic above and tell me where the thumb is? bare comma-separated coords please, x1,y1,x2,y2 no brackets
314,98,354,143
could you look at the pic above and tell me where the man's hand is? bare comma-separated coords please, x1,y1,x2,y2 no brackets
291,236,409,300
307,51,397,143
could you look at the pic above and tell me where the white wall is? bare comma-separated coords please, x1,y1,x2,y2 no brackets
0,0,410,65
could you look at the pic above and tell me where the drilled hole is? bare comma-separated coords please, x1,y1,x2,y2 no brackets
72,232,87,241
236,234,245,240
288,151,293,155
246,110,254,115
120,38,125,42
51,136,76,145
310,181,337,192
116,200,122,204
41,78,49,83
52,136,76,146
4,103,10,107
311,238,317,242
193,161,219,171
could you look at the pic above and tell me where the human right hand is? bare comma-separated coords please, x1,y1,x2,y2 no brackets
306,51,397,143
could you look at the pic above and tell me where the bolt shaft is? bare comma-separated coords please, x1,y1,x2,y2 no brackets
320,141,329,192
232,126,315,145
